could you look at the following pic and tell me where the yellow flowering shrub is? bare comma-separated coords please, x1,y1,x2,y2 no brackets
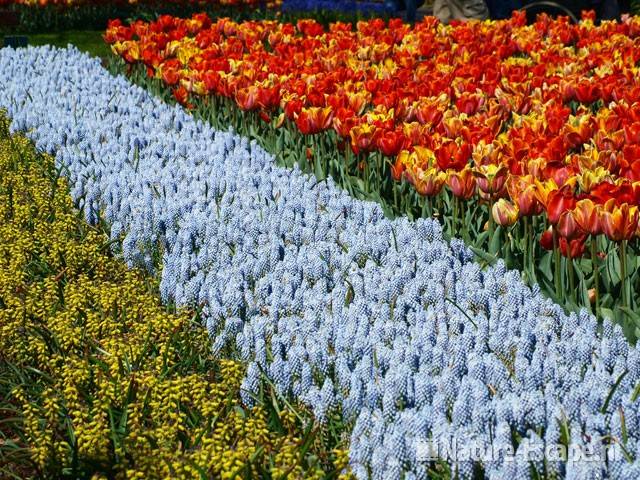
0,113,350,479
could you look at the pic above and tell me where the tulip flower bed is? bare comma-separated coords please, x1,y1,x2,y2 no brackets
4,45,640,479
105,12,640,338
0,111,346,479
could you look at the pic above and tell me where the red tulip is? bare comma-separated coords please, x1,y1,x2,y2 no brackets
624,122,640,145
436,141,471,171
295,107,334,135
447,167,476,200
546,186,577,225
377,129,407,157
557,210,581,240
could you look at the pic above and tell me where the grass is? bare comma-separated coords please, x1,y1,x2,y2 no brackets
3,30,109,57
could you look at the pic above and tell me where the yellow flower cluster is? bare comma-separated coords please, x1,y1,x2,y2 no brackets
0,113,348,479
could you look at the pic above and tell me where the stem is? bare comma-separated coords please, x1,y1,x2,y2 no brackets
591,235,600,314
461,199,468,242
363,153,369,193
553,227,562,299
568,252,575,303
620,239,629,309
393,181,398,211
453,195,458,235
523,216,529,272
488,195,495,241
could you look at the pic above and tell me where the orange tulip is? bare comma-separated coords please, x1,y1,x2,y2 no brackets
413,146,437,170
391,154,407,182
409,168,447,197
600,200,639,242
573,199,601,236
377,129,406,157
235,86,259,111
507,175,542,217
349,123,379,155
295,106,333,135
563,114,595,150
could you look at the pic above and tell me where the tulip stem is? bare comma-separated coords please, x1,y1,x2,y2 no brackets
523,216,529,273
453,195,458,234
488,196,495,242
528,218,536,281
461,200,468,242
553,227,562,299
568,253,575,303
591,236,600,314
620,240,629,309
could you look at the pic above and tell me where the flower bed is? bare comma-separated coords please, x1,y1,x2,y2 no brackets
0,110,343,479
106,13,640,332
2,45,640,478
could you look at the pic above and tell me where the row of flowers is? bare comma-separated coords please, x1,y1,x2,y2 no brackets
105,12,640,323
104,12,640,243
3,45,640,479
0,110,341,478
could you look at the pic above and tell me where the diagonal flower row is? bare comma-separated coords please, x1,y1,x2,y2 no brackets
105,12,640,321
105,12,640,247
2,46,640,479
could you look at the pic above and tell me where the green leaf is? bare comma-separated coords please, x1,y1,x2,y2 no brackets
619,307,640,325
607,250,621,286
313,152,324,180
489,226,503,256
538,252,553,281
344,280,354,307
469,245,498,267
573,265,590,308
602,370,628,414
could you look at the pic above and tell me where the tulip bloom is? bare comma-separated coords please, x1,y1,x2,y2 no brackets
600,200,639,242
295,107,333,135
473,164,508,196
377,129,407,157
507,175,542,217
349,123,379,155
447,167,476,200
407,168,447,197
492,199,519,227
235,86,259,111
540,228,588,258
573,199,601,236
557,210,581,240
436,141,471,171
546,186,577,225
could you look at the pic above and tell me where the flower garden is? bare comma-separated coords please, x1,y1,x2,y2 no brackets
2,3,640,480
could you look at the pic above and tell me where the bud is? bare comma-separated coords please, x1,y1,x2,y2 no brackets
492,199,519,227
